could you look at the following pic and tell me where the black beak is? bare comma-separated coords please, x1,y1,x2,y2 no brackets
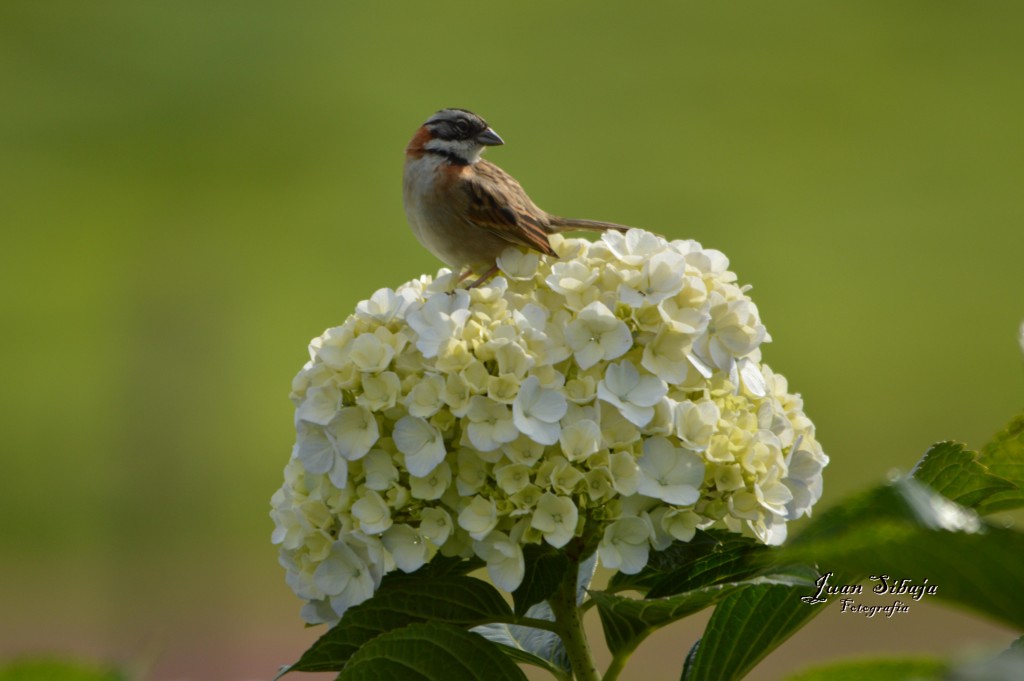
476,127,504,146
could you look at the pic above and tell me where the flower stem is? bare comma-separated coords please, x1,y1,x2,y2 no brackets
548,555,601,681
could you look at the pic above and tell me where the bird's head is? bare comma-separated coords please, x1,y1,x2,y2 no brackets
408,108,504,164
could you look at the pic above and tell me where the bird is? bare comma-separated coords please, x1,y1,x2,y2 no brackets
403,108,632,288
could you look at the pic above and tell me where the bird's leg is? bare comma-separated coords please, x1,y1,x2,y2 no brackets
464,264,500,289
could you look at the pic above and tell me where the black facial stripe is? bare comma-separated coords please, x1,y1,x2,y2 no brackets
424,148,471,166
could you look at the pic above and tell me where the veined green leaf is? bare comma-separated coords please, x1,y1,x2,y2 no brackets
595,565,815,657
608,530,765,595
682,578,825,681
975,412,1024,514
646,538,773,599
784,479,1024,630
513,544,569,616
911,441,1016,509
338,622,527,681
284,575,511,674
685,475,1024,681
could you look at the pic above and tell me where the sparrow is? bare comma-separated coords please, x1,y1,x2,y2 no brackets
403,108,631,287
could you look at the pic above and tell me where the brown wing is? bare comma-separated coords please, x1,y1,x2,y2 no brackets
458,160,558,257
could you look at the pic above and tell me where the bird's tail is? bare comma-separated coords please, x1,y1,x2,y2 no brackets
548,216,631,233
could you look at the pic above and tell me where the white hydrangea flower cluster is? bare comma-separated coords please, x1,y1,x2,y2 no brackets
271,229,828,624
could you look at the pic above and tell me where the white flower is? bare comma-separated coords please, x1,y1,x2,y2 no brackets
473,531,525,591
661,508,701,542
419,507,452,545
296,423,347,488
674,399,720,451
564,301,632,369
599,517,651,574
313,541,377,614
382,524,430,573
694,291,766,374
327,406,379,461
356,371,401,411
295,384,342,426
393,415,446,477
544,456,585,495
355,286,416,323
603,229,665,267
607,450,640,496
497,247,540,280
275,228,828,624
713,463,745,492
755,471,795,519
465,396,519,451
636,437,705,506
406,290,471,358
458,495,499,540
546,260,599,296
495,462,533,495
351,489,392,535
531,493,579,548
407,462,448,501
348,332,395,373
618,250,686,308
404,374,446,418
782,439,828,520
513,375,568,445
657,277,709,333
738,358,768,398
492,341,534,378
362,449,399,491
583,467,615,502
597,360,667,427
641,328,698,384
728,490,788,546
559,418,602,462
456,447,489,495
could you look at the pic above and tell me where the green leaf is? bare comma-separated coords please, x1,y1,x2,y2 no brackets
472,620,570,680
595,565,815,657
782,657,948,681
911,441,1016,509
785,479,1024,630
975,412,1024,514
788,478,978,551
0,658,124,681
646,537,772,599
513,544,569,616
285,575,511,674
685,476,1024,681
609,530,765,595
682,579,822,681
338,622,527,681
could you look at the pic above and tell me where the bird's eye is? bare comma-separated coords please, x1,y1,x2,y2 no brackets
453,120,470,135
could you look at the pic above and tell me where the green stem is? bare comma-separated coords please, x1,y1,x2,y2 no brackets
500,615,561,633
601,651,630,681
548,555,601,681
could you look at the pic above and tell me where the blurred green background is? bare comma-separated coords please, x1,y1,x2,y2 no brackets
2,1,1022,679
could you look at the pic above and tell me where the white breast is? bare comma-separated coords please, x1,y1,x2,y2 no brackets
402,155,463,268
